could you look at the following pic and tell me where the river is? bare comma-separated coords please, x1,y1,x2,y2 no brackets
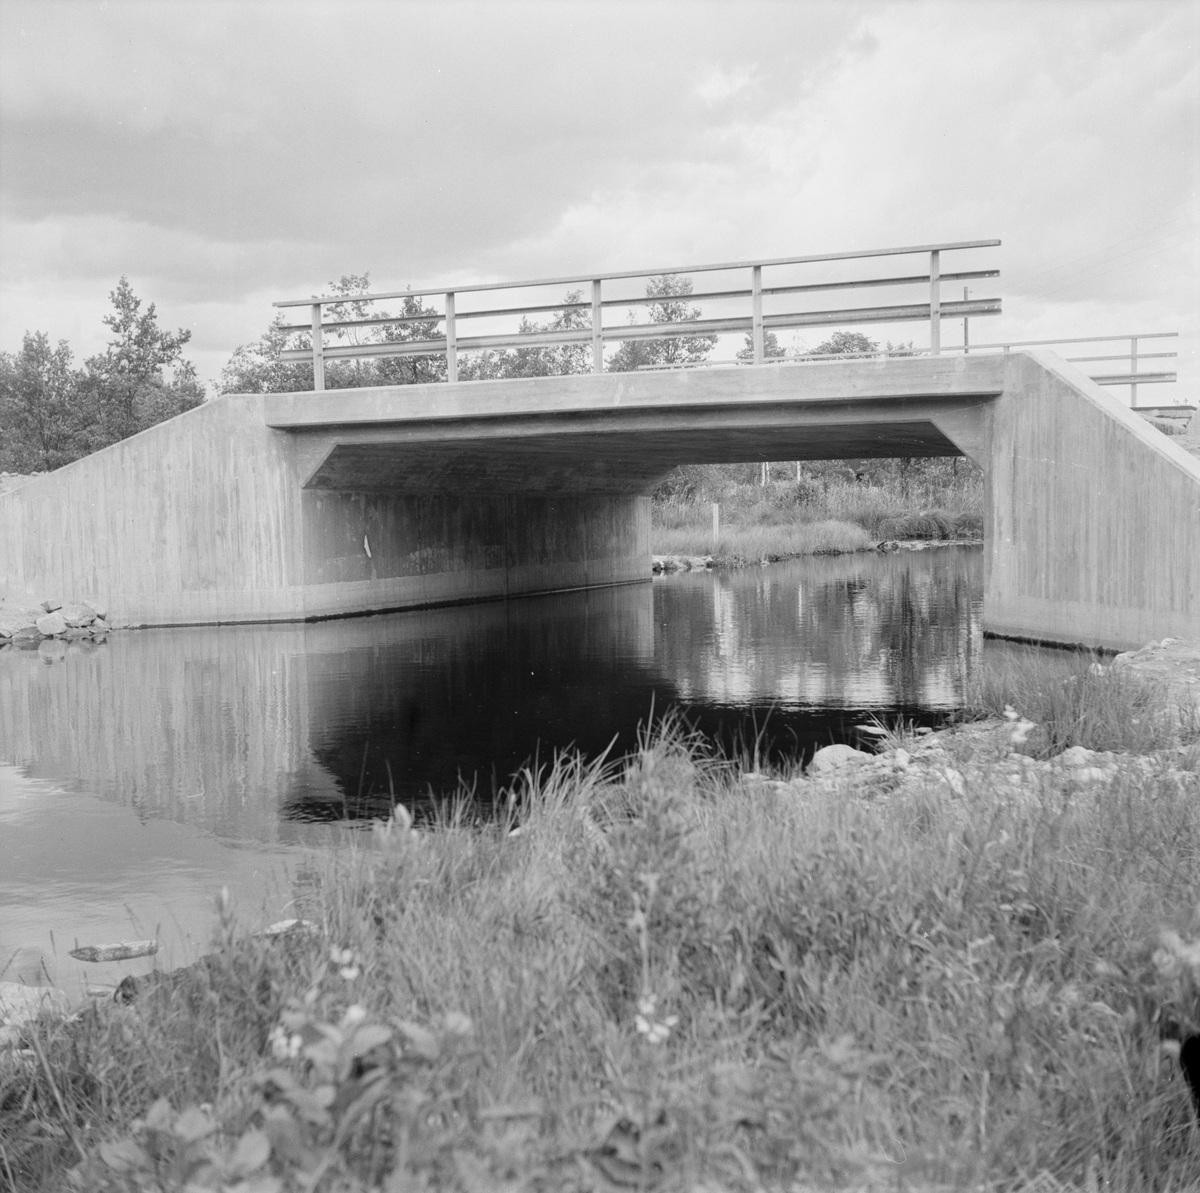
1,546,989,994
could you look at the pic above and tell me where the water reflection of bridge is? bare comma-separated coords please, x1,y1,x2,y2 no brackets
0,551,982,832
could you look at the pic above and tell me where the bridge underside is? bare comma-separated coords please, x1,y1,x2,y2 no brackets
302,418,967,494
2,353,1197,649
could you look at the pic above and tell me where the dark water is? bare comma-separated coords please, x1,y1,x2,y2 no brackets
0,547,983,992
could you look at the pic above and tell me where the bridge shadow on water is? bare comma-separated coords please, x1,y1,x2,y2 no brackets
0,547,985,836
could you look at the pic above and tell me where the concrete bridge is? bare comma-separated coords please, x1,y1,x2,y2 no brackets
2,243,1197,651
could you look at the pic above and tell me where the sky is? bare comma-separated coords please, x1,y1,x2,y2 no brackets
0,0,1196,399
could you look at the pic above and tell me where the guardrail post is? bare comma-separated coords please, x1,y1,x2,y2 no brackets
752,265,764,364
311,303,325,391
445,292,457,383
591,280,603,373
929,250,941,355
1129,335,1139,408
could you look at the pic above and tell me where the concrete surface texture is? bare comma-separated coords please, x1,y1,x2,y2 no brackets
1,352,1196,648
984,352,1200,649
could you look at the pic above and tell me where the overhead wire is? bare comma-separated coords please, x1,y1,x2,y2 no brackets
1017,231,1198,303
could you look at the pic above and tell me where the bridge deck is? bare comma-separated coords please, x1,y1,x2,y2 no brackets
265,355,1002,493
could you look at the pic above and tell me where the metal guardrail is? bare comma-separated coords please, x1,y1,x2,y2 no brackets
274,239,1002,390
940,332,1178,406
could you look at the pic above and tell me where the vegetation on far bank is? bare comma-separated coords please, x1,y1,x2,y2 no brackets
5,659,1200,1192
0,280,203,474
652,456,984,563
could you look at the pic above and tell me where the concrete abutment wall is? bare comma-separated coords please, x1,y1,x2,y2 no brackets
0,393,650,626
984,351,1200,649
1,354,1197,648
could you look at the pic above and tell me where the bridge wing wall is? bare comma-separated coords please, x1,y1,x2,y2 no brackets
0,394,649,626
985,351,1200,649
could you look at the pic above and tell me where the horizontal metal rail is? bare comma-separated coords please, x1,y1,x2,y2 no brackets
276,269,1002,335
273,240,1003,389
273,238,1001,309
941,331,1179,404
278,299,1003,365
1089,372,1177,387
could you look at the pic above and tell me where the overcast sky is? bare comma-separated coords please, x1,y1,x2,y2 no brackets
1,0,1196,397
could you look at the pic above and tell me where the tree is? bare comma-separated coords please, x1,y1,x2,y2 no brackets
736,327,785,363
0,333,91,471
374,293,449,386
607,275,717,373
809,331,915,358
219,275,450,393
811,330,878,357
85,277,203,445
0,280,202,472
218,316,316,394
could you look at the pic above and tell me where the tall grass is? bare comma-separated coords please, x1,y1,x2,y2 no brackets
6,703,1200,1191
651,462,984,560
968,646,1200,759
654,518,871,563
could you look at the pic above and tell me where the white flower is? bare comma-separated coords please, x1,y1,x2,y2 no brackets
268,1023,303,1060
1009,718,1036,745
341,1004,368,1027
330,946,361,981
634,994,678,1045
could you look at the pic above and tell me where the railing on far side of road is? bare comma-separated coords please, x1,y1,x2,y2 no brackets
273,239,1002,390
942,332,1179,407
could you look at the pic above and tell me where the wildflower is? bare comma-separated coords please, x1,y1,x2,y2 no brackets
443,1011,474,1036
341,1004,368,1028
330,946,361,982
1003,704,1036,744
634,995,678,1046
268,1023,303,1060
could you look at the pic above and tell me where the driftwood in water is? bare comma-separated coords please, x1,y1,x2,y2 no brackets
69,940,159,963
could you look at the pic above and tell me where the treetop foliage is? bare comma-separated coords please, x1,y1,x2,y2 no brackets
215,270,919,403
0,278,203,473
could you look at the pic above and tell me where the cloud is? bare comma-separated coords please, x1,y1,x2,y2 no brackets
696,65,756,106
0,0,1195,390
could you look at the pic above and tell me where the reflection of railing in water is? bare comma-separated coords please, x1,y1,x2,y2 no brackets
274,239,1002,388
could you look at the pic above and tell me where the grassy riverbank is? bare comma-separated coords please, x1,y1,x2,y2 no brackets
5,658,1199,1191
652,459,984,563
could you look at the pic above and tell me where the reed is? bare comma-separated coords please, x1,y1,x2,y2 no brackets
654,518,871,563
5,700,1200,1191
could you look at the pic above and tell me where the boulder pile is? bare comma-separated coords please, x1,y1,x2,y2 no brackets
0,597,112,651
747,715,1197,807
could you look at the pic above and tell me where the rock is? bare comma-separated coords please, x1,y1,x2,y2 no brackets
83,599,108,621
59,602,96,628
0,609,39,639
69,939,159,963
809,743,873,773
41,598,62,613
92,617,110,633
1055,746,1097,768
35,610,67,636
257,918,319,939
62,627,91,640
940,767,967,796
0,982,70,1047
